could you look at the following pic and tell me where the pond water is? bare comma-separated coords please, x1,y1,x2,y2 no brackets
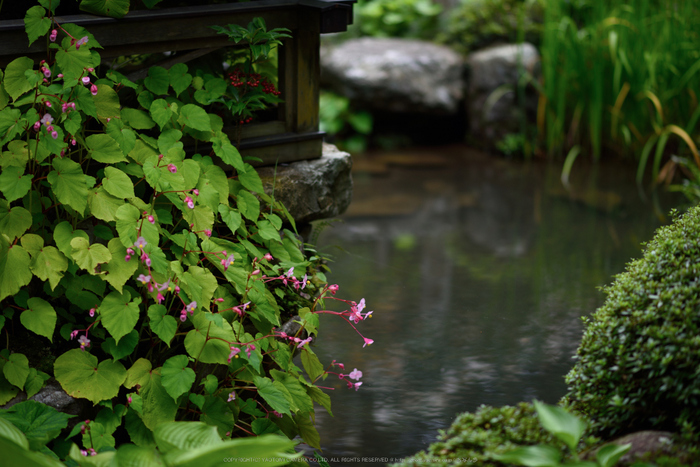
305,144,683,465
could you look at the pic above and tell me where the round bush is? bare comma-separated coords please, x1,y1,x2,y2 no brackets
565,207,700,437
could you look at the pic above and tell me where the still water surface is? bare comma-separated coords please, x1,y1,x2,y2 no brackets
307,145,681,465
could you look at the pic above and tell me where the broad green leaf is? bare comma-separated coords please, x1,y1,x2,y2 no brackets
162,434,297,467
0,434,66,467
63,110,83,135
25,368,49,399
29,246,67,290
86,133,126,163
0,166,31,203
122,107,155,129
54,349,127,404
181,266,217,311
305,385,332,416
218,205,242,233
169,63,192,97
73,84,98,118
193,78,227,105
300,348,324,382
55,46,94,84
53,222,88,257
70,237,112,274
202,164,228,204
82,421,115,450
0,108,24,147
184,312,235,364
237,190,260,221
494,445,562,467
88,186,123,222
1,140,29,169
128,138,158,165
102,166,135,198
115,444,163,466
101,329,139,360
124,409,155,447
178,104,211,132
105,118,136,154
239,165,265,193
270,370,313,414
149,98,175,130
79,0,130,18
0,400,72,450
47,157,88,213
295,414,321,450
24,6,51,47
3,353,29,390
125,358,152,389
200,395,234,437
140,371,178,431
115,203,141,248
534,400,586,451
252,376,292,416
4,57,34,101
153,421,221,454
144,66,169,95
180,159,201,190
0,205,32,240
257,220,281,242
161,355,195,402
211,135,244,171
99,290,141,344
0,417,29,450
147,304,177,346
0,237,32,302
182,204,214,237
94,84,121,122
597,443,632,467
157,128,183,154
21,297,56,342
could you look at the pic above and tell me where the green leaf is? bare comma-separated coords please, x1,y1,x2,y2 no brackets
105,118,136,154
184,312,235,364
79,0,130,18
211,135,244,171
3,353,29,390
161,355,195,402
63,111,83,136
178,104,211,132
596,443,632,467
86,133,127,163
305,385,332,416
181,266,217,312
115,444,163,466
153,421,221,454
140,372,178,431
182,205,214,238
54,349,127,404
101,329,139,360
101,239,138,293
128,138,158,165
55,46,94,85
534,400,586,452
200,395,234,437
252,376,292,416
125,358,152,389
157,128,183,155
21,297,56,342
70,237,112,274
47,157,88,213
0,433,66,467
99,290,141,345
270,370,313,414
169,63,192,97
88,187,123,222
147,304,177,347
24,6,51,47
295,414,321,450
494,445,562,467
0,400,73,450
124,410,155,447
237,190,260,221
122,108,155,130
4,57,34,101
25,369,49,399
149,98,176,130
102,166,135,198
162,434,297,467
73,85,98,118
218,205,242,233
0,205,32,240
144,66,170,95
115,203,141,248
0,108,24,147
239,165,265,193
0,237,32,302
301,348,324,382
94,84,121,122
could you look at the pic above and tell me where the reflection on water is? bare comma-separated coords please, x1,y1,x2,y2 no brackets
308,145,680,465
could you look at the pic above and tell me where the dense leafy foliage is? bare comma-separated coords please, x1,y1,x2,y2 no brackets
352,0,442,39
565,206,700,439
0,2,373,464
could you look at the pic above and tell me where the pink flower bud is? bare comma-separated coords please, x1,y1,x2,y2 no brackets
43,67,51,78
89,308,95,317
167,163,177,173
82,77,90,85
148,215,155,224
192,189,199,196
50,30,57,42
90,84,98,96
71,139,77,146
204,229,212,237
57,73,63,78
51,130,58,139
33,121,40,132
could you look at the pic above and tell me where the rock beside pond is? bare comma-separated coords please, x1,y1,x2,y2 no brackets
321,37,465,115
257,143,352,224
583,431,677,465
465,42,540,147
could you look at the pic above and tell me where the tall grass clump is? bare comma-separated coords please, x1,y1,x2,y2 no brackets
539,0,700,185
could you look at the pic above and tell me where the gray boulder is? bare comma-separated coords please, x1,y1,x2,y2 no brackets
466,42,540,146
321,37,465,115
257,143,352,224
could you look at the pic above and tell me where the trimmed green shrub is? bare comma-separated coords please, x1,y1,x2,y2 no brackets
565,206,700,438
390,403,596,467
438,0,544,55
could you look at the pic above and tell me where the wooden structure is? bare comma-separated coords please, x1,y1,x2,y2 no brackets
0,0,355,165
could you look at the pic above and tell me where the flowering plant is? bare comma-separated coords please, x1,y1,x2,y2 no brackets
0,1,372,465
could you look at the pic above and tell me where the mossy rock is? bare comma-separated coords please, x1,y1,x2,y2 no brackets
564,207,700,438
390,403,593,467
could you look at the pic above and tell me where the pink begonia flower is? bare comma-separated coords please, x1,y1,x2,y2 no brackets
71,138,76,146
78,335,90,350
49,29,57,41
148,215,155,224
46,125,54,132
348,368,363,380
137,274,151,285
192,189,199,196
363,337,374,348
81,76,90,85
228,392,236,402
41,113,53,125
272,411,283,418
156,292,165,304
51,130,58,139
227,347,240,362
204,229,212,237
263,253,273,261
175,285,181,294
89,308,95,317
245,344,256,358
328,284,339,295
45,101,52,107
296,337,313,349
186,301,197,313
157,279,171,292
33,121,41,132
332,360,344,370
43,67,51,78
221,254,235,271
57,73,63,79
90,84,98,96
214,297,225,303
251,269,260,275
167,163,177,173
134,236,147,249
353,382,362,391
357,298,366,313
76,36,88,48
184,196,194,209
70,330,80,340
